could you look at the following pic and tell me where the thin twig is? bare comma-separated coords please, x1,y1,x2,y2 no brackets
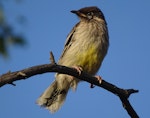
49,51,56,63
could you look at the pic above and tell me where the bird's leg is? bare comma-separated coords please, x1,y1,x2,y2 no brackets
90,76,102,88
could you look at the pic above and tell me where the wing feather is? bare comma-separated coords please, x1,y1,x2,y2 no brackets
59,22,80,59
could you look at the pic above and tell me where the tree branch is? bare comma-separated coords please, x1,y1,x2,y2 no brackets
0,63,139,118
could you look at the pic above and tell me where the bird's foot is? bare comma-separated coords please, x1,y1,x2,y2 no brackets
90,75,102,88
72,66,83,75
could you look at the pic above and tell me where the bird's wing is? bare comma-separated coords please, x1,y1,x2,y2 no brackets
59,22,79,59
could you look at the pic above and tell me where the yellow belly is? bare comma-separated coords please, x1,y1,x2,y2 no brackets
76,44,103,75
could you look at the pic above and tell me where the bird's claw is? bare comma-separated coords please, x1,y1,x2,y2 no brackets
90,76,102,88
72,66,83,75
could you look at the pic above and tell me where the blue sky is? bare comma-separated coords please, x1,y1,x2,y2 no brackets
0,0,150,118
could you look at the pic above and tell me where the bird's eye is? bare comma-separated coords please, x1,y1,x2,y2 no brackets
86,12,93,19
87,12,93,16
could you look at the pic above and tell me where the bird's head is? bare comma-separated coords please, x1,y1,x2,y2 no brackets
71,6,106,22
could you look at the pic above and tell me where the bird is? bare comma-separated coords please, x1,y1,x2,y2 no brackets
37,6,109,113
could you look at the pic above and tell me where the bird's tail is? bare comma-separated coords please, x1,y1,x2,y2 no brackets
36,80,70,113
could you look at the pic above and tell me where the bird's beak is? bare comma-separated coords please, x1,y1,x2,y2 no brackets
71,10,78,14
71,10,86,18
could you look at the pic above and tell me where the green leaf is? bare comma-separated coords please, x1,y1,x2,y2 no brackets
0,36,8,57
7,35,26,46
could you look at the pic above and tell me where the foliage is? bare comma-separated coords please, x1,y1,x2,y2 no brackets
0,0,26,58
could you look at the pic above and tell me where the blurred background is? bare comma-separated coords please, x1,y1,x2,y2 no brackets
0,0,150,118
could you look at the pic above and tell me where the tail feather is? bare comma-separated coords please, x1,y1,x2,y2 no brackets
37,80,69,113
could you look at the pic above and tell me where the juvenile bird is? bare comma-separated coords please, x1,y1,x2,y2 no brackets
37,6,109,113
